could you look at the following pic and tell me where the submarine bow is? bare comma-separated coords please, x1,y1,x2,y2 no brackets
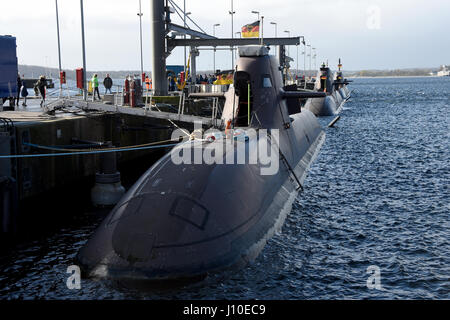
77,45,325,281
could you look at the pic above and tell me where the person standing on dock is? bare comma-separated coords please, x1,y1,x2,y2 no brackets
92,74,101,100
15,74,22,107
21,83,28,107
103,74,113,94
145,76,151,91
36,75,47,107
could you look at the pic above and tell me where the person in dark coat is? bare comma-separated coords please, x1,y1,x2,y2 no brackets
36,75,47,107
21,83,28,107
15,74,22,106
103,74,113,94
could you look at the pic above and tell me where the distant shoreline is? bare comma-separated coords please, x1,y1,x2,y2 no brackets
347,75,442,79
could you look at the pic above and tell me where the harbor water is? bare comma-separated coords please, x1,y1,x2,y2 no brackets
0,76,448,299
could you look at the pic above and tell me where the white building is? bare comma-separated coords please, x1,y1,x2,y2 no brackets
437,65,450,77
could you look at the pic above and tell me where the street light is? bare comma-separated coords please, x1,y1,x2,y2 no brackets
55,0,62,97
306,44,312,79
80,0,87,101
184,0,186,74
284,30,290,58
213,23,221,34
270,22,277,56
183,0,192,75
137,0,144,81
252,9,260,40
251,10,260,21
302,46,306,87
229,0,235,69
297,36,305,80
312,47,317,72
213,23,220,74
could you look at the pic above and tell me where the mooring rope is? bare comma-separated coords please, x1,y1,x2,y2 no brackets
0,140,186,159
23,137,179,152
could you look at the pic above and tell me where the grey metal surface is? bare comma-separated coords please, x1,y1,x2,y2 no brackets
77,46,325,281
167,37,301,49
53,98,215,126
150,0,167,96
168,23,217,40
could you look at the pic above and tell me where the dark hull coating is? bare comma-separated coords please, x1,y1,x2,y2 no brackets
77,110,324,281
303,64,351,117
304,85,350,116
77,47,325,281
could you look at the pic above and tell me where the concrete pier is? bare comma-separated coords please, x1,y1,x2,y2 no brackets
0,109,175,201
0,96,212,234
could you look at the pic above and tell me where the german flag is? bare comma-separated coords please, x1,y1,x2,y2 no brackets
242,21,260,38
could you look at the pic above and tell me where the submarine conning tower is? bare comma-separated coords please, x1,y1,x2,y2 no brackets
336,58,343,80
222,45,321,131
314,62,334,94
334,58,345,86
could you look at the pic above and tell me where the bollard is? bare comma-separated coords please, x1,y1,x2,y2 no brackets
0,177,18,234
91,142,125,207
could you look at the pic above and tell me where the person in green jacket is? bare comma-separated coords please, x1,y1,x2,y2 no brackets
92,74,101,100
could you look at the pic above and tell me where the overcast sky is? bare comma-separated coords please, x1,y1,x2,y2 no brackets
1,0,449,72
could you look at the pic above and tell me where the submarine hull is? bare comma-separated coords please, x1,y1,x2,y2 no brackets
304,95,338,116
303,85,350,116
77,110,325,281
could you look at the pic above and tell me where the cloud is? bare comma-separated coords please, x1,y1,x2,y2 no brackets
2,0,449,71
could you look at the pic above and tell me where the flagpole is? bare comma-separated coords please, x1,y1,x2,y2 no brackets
260,16,264,46
229,0,235,69
80,0,87,101
55,0,62,98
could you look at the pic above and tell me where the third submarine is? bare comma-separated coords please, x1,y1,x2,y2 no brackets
303,59,351,116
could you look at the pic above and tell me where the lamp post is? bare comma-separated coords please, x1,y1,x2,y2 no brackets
184,11,191,75
229,0,235,69
184,1,186,74
303,43,307,88
213,23,220,74
55,0,62,97
137,0,144,81
284,30,290,58
307,44,312,79
251,10,260,21
252,10,260,40
80,0,87,101
296,43,299,79
270,22,277,56
298,36,305,81
312,47,317,72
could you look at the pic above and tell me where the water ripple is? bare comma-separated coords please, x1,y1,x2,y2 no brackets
0,77,449,299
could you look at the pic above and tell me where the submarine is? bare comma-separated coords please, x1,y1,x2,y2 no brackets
303,59,351,116
77,45,326,282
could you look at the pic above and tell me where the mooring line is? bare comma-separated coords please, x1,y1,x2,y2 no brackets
0,141,184,159
22,138,179,152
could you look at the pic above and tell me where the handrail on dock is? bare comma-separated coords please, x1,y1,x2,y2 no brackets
46,97,218,127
